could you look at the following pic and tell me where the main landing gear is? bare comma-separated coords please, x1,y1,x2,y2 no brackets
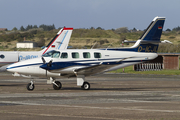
77,75,90,90
81,81,90,90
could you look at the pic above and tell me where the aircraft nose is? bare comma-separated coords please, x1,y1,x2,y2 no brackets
0,65,9,72
6,64,16,72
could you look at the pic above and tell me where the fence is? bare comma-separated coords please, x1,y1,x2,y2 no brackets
135,63,163,71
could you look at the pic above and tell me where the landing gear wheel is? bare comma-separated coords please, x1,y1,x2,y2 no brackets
26,83,35,91
81,82,90,90
53,81,62,90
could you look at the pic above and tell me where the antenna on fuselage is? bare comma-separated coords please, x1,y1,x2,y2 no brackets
106,42,114,50
91,41,97,49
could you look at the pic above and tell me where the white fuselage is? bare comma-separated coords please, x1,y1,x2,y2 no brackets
7,49,158,77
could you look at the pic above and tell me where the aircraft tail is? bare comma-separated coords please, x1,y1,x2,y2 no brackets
42,27,73,54
131,17,165,52
139,16,165,42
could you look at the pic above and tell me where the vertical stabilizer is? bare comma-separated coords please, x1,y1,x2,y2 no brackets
42,27,73,54
130,17,166,52
139,17,165,42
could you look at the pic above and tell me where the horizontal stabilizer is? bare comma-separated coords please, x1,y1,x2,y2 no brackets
161,40,172,44
140,40,161,44
123,40,136,43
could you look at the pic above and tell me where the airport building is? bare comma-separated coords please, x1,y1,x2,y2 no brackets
16,41,38,48
134,53,180,71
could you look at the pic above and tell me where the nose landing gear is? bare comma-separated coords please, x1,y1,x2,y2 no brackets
27,81,35,91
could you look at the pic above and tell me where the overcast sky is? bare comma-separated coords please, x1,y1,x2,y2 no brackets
0,0,179,30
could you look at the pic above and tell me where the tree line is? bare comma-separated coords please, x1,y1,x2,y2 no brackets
12,24,56,31
9,24,180,33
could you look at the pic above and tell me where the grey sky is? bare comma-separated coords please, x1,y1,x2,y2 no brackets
0,0,179,30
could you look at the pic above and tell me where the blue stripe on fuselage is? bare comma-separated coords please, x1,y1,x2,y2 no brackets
40,59,148,71
6,63,43,70
6,57,142,70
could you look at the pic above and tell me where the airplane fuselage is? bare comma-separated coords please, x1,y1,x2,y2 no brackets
7,49,158,77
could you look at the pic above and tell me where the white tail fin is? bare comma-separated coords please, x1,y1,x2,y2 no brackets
42,27,73,54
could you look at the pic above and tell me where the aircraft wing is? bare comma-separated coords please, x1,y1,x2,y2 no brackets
75,64,114,76
73,62,118,76
73,56,136,76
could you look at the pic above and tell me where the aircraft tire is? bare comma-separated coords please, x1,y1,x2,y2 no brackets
82,82,90,90
53,81,62,90
26,83,35,91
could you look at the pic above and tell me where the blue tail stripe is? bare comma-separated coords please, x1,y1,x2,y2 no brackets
58,31,68,49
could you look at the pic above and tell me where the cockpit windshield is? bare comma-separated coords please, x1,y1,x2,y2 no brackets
42,50,60,58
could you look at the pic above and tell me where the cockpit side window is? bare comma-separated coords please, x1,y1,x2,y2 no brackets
52,52,60,58
42,50,60,58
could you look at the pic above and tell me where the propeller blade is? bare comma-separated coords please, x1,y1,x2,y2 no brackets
46,60,53,77
47,60,53,67
41,57,46,64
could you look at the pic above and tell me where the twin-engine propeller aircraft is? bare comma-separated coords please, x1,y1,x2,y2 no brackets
7,17,166,91
0,27,73,71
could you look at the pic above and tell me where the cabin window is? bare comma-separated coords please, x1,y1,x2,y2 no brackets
61,52,68,58
83,52,91,58
72,52,79,58
42,50,60,58
94,52,101,58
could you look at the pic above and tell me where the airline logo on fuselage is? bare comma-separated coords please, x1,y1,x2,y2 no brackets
19,55,38,61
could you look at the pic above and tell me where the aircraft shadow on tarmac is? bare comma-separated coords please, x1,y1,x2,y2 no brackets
0,83,179,91
0,84,24,87
61,86,180,91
